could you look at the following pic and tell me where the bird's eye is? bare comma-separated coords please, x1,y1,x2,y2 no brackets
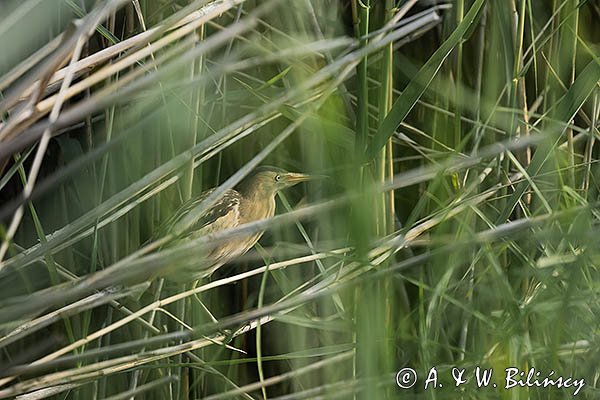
275,174,281,182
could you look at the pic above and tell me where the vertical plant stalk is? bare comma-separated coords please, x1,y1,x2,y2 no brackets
379,2,396,396
514,0,531,206
179,22,206,400
510,0,527,205
183,24,206,202
352,0,370,155
472,5,487,149
255,245,271,400
350,2,369,398
453,0,464,149
582,93,598,192
376,4,393,235
511,1,532,383
460,3,488,363
565,0,579,187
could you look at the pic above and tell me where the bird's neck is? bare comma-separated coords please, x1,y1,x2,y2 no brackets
240,192,276,223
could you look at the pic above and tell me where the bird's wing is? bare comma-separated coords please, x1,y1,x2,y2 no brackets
187,189,241,235
154,188,241,239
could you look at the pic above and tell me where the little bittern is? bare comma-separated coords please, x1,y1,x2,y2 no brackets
160,166,313,279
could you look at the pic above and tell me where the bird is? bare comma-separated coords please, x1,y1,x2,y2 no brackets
156,166,314,280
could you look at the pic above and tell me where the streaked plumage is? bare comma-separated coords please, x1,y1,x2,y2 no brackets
159,167,312,279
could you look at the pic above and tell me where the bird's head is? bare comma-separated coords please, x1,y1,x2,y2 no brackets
238,166,314,198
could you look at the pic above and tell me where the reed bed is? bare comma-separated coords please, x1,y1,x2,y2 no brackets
0,0,599,398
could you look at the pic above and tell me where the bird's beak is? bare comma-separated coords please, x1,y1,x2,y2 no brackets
281,172,321,185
